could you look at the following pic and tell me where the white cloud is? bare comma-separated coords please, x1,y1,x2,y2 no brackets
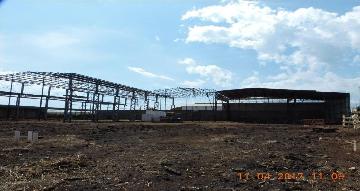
0,69,15,75
178,57,196,65
186,64,232,86
155,35,160,41
5,27,127,65
182,1,360,66
127,67,174,81
182,1,360,104
0,35,14,66
0,44,10,65
0,34,7,65
178,58,233,87
20,27,131,52
173,38,183,43
25,32,81,49
353,55,360,65
242,70,360,105
96,0,118,3
0,34,3,49
180,79,206,88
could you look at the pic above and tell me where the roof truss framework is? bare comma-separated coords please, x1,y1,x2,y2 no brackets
153,87,217,98
0,72,221,102
0,72,350,123
0,71,163,98
0,71,178,122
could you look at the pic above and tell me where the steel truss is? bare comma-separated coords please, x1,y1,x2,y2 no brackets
0,71,172,122
153,87,219,111
153,87,216,98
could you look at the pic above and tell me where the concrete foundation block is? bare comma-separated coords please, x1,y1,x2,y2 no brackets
354,140,357,152
27,131,33,142
33,132,39,142
15,131,20,141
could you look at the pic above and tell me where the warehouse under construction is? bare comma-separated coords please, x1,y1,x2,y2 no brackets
0,71,351,124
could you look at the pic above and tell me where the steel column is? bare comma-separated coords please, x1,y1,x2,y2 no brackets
44,86,51,120
15,83,25,120
38,77,45,120
6,80,13,120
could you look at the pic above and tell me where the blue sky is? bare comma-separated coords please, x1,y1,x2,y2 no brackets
0,0,360,105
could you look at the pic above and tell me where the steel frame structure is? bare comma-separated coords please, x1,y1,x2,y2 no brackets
0,72,225,122
0,71,172,122
0,73,350,123
154,87,219,112
216,88,351,123
154,87,216,98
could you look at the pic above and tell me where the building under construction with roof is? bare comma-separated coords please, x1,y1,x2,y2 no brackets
217,88,350,124
0,71,351,124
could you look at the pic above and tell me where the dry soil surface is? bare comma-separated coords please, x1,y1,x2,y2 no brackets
0,121,359,190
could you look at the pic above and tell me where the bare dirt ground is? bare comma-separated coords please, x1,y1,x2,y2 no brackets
0,121,359,191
